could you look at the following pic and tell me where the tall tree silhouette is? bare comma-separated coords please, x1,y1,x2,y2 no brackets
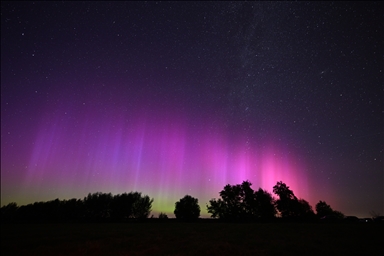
254,188,276,219
174,195,200,221
207,181,276,220
295,199,315,219
315,200,344,220
132,193,153,219
110,192,153,220
273,181,297,218
83,192,113,221
315,201,334,218
273,181,314,219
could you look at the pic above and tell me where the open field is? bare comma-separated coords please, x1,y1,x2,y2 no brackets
1,221,383,255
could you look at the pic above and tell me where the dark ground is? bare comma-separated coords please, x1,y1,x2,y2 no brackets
1,221,383,255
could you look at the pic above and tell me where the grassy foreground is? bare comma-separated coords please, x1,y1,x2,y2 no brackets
1,221,383,255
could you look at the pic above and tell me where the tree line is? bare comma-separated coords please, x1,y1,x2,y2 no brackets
1,192,153,223
206,181,345,221
1,181,346,223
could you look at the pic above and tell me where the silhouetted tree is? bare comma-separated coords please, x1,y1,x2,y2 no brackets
295,199,315,219
158,212,168,219
273,181,315,219
315,200,344,220
1,202,19,223
60,198,85,222
207,198,227,219
132,193,153,219
111,193,133,221
110,192,153,221
1,191,154,223
48,199,62,221
207,181,276,220
332,210,345,219
315,201,334,218
219,183,245,219
174,195,200,221
273,181,296,200
273,181,298,218
254,188,276,219
207,183,245,220
83,192,113,221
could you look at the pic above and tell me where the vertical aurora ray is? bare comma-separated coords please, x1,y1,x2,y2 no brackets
12,95,311,217
2,2,382,220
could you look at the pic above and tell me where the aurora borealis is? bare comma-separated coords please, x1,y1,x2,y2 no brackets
1,2,382,217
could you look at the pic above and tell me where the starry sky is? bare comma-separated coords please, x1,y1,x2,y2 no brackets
1,1,383,218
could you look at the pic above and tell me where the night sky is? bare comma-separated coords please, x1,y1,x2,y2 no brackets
1,1,383,217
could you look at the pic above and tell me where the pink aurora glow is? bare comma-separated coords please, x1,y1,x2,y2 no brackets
9,102,310,217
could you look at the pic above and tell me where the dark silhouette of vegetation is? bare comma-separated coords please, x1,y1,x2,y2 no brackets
1,191,153,223
273,181,297,217
132,192,153,219
0,202,18,223
207,181,275,221
82,191,153,221
254,188,277,219
315,200,344,220
273,181,315,220
5,180,376,224
294,199,316,220
84,192,113,221
315,200,334,218
174,195,200,221
158,212,168,219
